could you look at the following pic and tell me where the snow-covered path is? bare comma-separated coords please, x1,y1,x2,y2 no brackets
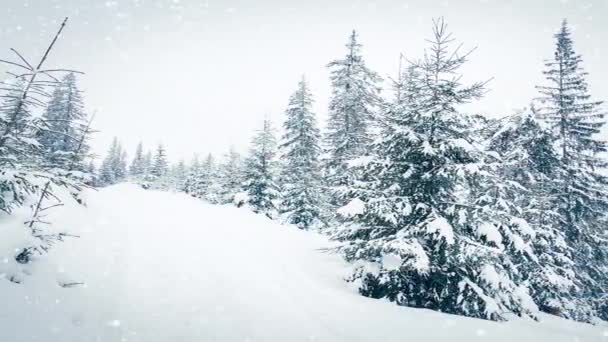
1,184,606,341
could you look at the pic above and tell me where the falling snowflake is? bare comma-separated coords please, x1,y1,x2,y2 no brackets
107,319,121,327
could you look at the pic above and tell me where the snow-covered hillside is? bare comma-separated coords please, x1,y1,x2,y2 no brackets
1,184,606,341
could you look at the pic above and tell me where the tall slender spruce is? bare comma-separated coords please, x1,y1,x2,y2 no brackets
243,119,280,215
324,30,382,205
280,77,323,229
536,19,608,320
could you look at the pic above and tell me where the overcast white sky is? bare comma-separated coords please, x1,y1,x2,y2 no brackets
1,0,607,162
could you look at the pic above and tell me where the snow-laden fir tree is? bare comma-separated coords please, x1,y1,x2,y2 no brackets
217,147,244,204
536,19,608,321
118,149,128,180
168,159,187,191
99,138,127,186
98,141,116,186
86,160,98,186
324,30,382,204
143,150,153,180
488,108,581,319
147,144,169,189
0,19,91,214
204,154,222,203
129,142,146,178
0,18,94,270
243,119,280,216
184,153,220,203
0,77,43,213
0,77,39,169
183,155,200,193
280,77,323,229
334,19,539,320
151,144,169,178
37,73,89,170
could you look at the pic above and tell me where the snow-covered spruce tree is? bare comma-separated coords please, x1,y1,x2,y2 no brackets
334,19,539,320
16,113,94,265
217,147,244,204
183,154,200,193
324,30,382,207
147,144,169,189
0,18,86,212
129,142,146,179
168,159,187,191
203,154,222,203
280,77,323,229
37,72,89,170
99,137,127,186
0,17,94,269
243,119,280,216
118,149,128,180
151,144,168,178
184,153,220,203
142,150,153,180
536,19,608,321
488,108,581,319
0,78,41,213
98,143,115,186
86,160,98,186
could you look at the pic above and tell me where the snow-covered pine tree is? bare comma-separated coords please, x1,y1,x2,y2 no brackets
184,153,220,203
324,30,382,207
99,137,127,186
168,159,187,191
129,142,146,179
488,108,581,319
203,153,222,203
117,148,128,181
334,19,538,320
217,147,244,204
86,160,98,186
536,19,608,321
16,112,94,265
38,72,89,170
0,17,94,270
142,150,153,180
151,144,169,178
243,119,280,216
0,17,85,213
98,140,117,186
0,78,35,166
280,77,323,229
149,144,169,189
0,78,41,213
183,154,200,194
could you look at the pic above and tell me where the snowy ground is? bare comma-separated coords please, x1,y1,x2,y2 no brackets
1,184,606,341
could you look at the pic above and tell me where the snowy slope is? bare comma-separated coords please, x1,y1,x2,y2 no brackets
1,184,606,342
